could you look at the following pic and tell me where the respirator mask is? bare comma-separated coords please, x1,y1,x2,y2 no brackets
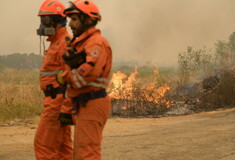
37,15,55,36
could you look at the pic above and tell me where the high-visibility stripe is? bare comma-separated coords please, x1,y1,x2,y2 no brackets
67,83,71,88
40,70,62,76
96,78,109,83
72,70,82,88
87,82,107,89
64,91,68,98
72,69,87,85
38,10,54,15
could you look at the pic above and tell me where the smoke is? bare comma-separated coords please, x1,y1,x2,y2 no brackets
0,0,235,66
97,0,235,66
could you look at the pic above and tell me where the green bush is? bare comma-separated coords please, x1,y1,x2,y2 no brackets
214,32,235,67
178,47,213,85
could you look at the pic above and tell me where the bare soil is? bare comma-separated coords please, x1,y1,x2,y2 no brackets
0,108,235,160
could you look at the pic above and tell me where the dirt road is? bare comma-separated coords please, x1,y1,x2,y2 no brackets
0,108,235,160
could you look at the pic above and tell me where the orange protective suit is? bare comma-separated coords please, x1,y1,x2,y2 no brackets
34,27,73,160
62,27,112,160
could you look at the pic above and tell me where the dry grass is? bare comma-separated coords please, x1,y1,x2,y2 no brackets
0,69,43,124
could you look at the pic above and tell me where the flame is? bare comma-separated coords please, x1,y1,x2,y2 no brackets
121,106,127,110
108,66,171,108
228,65,235,71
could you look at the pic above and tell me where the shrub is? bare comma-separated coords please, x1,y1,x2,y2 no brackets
178,47,213,85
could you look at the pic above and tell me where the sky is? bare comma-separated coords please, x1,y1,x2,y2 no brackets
1,0,235,66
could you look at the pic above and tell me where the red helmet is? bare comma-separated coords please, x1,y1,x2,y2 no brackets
64,0,101,21
38,0,65,17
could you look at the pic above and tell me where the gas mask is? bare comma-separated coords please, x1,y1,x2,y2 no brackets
37,15,55,36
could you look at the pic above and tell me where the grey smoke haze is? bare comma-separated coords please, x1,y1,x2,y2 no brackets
0,0,235,66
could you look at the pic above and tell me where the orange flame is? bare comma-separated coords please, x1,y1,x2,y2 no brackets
108,66,171,107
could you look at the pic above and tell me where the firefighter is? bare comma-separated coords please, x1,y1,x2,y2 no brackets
57,0,112,159
34,0,73,159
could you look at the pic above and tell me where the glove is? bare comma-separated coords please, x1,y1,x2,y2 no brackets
58,113,74,126
62,48,86,69
56,70,66,86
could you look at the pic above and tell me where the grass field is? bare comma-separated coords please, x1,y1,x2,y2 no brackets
0,69,43,124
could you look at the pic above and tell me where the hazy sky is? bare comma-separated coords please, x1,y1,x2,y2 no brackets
1,0,235,66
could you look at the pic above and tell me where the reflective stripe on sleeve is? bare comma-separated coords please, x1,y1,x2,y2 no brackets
71,70,82,88
67,83,72,88
40,70,63,77
96,78,109,83
87,82,108,89
72,69,87,85
64,91,68,98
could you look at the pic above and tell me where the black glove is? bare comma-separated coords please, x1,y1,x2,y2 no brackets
62,48,86,69
58,113,74,126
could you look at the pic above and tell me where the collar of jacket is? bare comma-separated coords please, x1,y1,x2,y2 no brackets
47,27,67,42
73,27,100,44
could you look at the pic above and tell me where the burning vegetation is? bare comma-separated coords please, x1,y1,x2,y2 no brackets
108,65,235,118
108,31,235,117
107,66,173,117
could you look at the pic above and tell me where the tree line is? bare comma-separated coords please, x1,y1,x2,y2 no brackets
0,53,42,70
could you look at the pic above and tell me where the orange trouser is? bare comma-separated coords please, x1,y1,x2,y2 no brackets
34,95,73,160
73,96,111,160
